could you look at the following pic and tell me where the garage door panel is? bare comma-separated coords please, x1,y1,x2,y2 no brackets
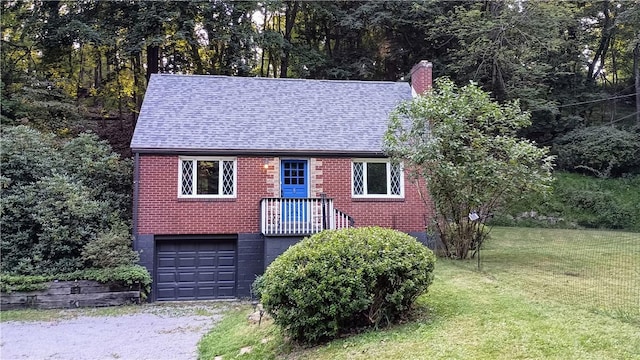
156,238,237,301
157,288,177,300
219,265,234,270
198,256,216,267
218,277,235,285
157,256,177,268
178,257,197,267
178,287,197,299
157,272,176,283
195,287,215,297
218,270,236,280
217,286,235,298
197,271,215,281
177,272,197,282
218,256,235,267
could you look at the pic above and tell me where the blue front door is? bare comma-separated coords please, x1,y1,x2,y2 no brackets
281,160,308,222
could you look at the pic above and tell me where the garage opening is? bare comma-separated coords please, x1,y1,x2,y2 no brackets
155,235,237,301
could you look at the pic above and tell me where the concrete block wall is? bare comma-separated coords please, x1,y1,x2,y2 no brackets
236,233,265,298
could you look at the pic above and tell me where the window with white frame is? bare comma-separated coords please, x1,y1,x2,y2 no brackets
352,159,403,198
179,157,236,197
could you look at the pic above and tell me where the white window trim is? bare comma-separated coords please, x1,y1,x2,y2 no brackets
351,158,404,198
178,156,237,198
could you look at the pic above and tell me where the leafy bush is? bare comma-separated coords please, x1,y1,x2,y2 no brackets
553,126,640,176
255,227,436,344
0,126,132,275
489,172,640,231
82,224,139,268
0,274,50,292
1,175,117,274
1,265,152,297
557,189,634,229
524,105,584,144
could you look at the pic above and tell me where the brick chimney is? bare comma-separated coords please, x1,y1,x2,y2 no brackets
410,60,433,97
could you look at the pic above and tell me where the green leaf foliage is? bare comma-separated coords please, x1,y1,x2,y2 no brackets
2,174,114,274
385,78,554,259
553,126,640,177
255,227,436,344
81,224,139,269
1,125,132,275
0,274,50,293
490,172,640,231
0,265,151,297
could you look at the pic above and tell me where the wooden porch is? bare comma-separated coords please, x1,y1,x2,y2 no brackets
260,197,354,236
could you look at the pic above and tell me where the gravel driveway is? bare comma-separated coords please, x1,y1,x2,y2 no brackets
0,302,227,360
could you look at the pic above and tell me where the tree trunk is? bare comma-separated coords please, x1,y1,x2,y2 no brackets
131,54,143,125
588,1,612,80
260,7,269,77
280,1,299,78
190,42,203,74
77,43,84,101
94,49,102,89
114,45,123,131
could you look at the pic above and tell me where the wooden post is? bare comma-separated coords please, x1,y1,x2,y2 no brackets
321,193,328,230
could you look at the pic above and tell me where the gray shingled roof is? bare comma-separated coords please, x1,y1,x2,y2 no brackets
130,74,411,154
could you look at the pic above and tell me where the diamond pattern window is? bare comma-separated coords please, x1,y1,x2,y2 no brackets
179,157,236,198
352,159,403,198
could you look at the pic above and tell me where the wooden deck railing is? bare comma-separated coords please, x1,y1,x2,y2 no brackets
260,197,353,236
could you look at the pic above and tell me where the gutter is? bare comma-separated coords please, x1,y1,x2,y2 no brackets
129,147,387,158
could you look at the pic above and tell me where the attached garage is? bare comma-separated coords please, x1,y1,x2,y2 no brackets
155,235,237,301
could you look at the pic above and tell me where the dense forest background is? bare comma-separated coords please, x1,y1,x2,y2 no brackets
3,1,639,152
2,0,640,238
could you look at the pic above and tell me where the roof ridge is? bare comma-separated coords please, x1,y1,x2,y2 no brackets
151,73,407,85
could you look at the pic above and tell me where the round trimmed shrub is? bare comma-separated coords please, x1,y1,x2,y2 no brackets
553,126,640,176
255,227,436,344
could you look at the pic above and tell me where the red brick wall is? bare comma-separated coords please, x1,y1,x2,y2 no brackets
137,155,433,235
318,158,432,232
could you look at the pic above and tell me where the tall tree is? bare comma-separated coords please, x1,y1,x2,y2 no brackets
385,79,554,259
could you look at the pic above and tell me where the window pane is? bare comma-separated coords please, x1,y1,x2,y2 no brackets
222,161,235,195
366,163,388,194
390,163,401,195
353,162,364,195
181,160,194,195
196,161,220,195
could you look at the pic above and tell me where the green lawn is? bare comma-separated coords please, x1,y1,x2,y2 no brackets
198,227,640,360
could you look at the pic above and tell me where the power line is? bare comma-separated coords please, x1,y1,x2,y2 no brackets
607,111,639,125
556,93,637,108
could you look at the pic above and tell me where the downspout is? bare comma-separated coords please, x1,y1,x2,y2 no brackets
132,152,140,251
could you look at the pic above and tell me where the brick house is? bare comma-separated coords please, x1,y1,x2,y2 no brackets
131,61,434,301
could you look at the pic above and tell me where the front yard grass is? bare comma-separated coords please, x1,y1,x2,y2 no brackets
198,227,640,360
